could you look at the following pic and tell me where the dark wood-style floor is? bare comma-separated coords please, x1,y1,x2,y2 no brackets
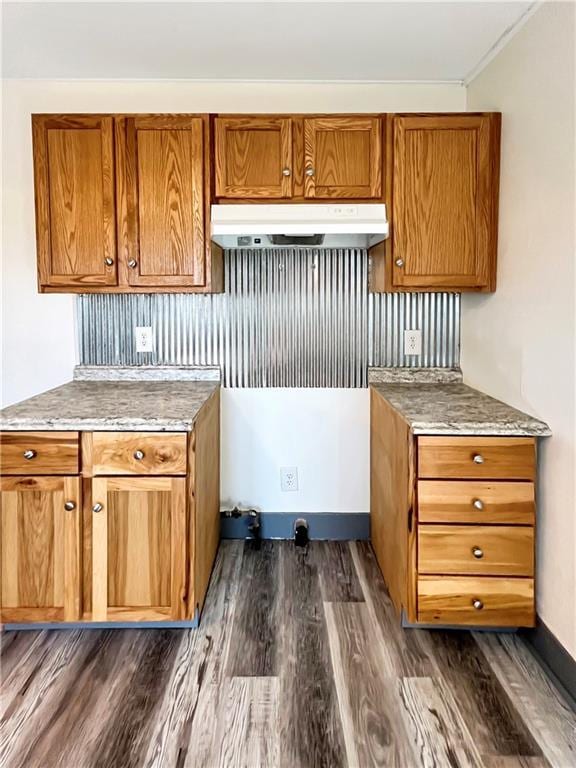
1,541,575,768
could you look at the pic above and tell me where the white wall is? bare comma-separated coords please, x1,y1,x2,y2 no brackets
1,78,464,516
464,2,576,656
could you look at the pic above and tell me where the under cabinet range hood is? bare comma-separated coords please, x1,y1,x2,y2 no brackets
210,203,389,249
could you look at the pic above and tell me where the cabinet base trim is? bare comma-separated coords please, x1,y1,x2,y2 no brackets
521,619,576,709
3,613,200,632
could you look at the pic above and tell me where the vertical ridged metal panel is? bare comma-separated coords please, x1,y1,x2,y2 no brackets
77,248,460,387
368,291,460,368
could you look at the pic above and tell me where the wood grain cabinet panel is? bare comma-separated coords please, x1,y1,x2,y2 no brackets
91,432,187,476
380,113,500,292
0,476,82,623
32,115,117,289
417,436,536,481
91,476,187,622
417,576,534,627
418,524,534,577
116,115,207,288
303,116,382,198
0,432,79,475
215,116,293,198
417,480,535,524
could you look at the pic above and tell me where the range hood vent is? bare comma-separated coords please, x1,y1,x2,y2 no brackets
211,203,388,248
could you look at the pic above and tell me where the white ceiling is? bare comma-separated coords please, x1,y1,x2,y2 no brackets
2,1,537,82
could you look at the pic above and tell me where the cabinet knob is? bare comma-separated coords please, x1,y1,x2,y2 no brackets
473,498,484,510
305,167,315,177
23,449,37,460
92,503,103,513
128,259,138,269
282,168,291,177
64,501,76,511
472,598,484,610
104,257,114,267
133,449,145,461
395,259,404,268
472,546,484,559
473,453,484,464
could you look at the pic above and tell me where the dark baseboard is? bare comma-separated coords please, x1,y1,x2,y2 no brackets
220,511,370,541
521,619,576,710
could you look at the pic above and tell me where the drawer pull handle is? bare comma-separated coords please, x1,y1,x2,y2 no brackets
472,598,484,610
92,503,104,514
305,167,315,177
133,450,145,461
282,168,291,177
104,257,114,267
23,449,37,460
472,546,484,559
64,501,76,511
473,498,484,510
128,259,138,269
473,453,484,464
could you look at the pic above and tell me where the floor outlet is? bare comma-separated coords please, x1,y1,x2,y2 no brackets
404,329,422,356
280,466,299,492
135,326,154,353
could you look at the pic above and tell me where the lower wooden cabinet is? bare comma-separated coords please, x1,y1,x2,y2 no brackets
0,390,220,626
0,475,82,623
370,387,537,628
91,476,187,622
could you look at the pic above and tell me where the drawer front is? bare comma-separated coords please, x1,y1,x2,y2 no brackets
92,433,187,475
0,432,79,475
418,481,535,524
418,436,535,480
418,524,534,577
417,576,534,627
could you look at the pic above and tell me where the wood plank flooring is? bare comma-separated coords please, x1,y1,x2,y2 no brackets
1,540,575,768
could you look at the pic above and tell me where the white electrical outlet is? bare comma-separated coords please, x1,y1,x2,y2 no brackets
404,329,422,356
135,326,154,353
280,466,299,492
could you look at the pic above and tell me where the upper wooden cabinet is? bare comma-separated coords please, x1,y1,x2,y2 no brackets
303,116,381,198
215,116,293,198
33,115,117,289
214,114,383,201
371,113,500,293
116,115,207,288
32,114,222,294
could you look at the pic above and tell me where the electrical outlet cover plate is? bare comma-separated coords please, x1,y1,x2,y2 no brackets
135,326,154,353
280,466,299,492
404,329,422,356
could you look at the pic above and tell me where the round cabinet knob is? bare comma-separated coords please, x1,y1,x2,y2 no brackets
473,453,484,464
92,503,103,514
133,449,145,461
473,498,484,510
305,167,315,177
23,449,37,460
472,546,484,559
395,259,404,268
64,501,76,511
128,259,138,269
282,168,291,177
104,257,114,266
472,598,484,610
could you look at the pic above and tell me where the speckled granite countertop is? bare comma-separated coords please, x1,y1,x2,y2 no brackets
0,367,220,432
370,369,551,437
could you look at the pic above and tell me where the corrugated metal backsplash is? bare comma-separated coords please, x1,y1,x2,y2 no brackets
77,248,460,387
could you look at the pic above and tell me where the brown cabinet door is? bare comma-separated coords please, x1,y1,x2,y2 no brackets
215,116,293,198
303,116,382,198
32,115,117,289
0,476,82,623
391,114,500,290
116,115,207,288
91,476,187,622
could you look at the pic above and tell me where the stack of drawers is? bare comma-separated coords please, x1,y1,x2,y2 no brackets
415,436,536,627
